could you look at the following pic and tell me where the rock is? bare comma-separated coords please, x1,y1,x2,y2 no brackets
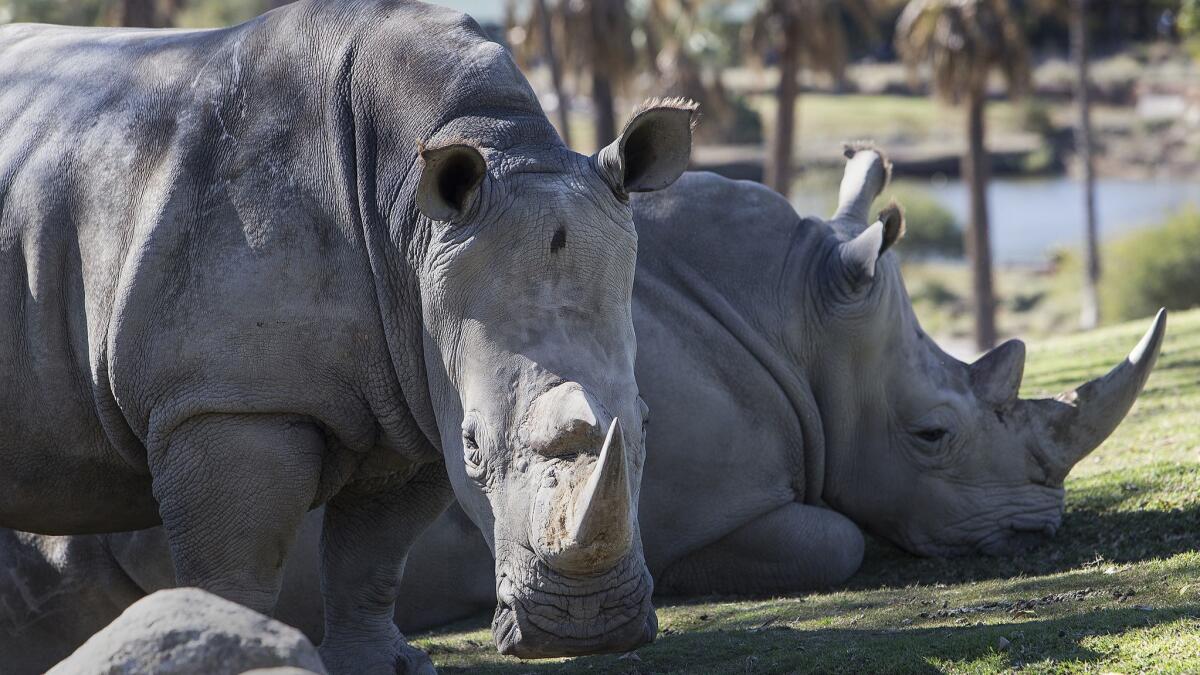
48,588,328,675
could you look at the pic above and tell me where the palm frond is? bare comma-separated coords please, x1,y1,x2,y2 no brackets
896,0,1030,103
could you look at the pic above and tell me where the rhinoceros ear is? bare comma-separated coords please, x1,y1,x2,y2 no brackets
969,339,1026,405
595,98,698,197
836,202,904,289
416,144,487,223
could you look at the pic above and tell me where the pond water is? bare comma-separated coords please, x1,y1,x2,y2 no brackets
794,176,1199,264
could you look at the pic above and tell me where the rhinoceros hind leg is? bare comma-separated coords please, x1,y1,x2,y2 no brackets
317,463,452,675
148,414,322,614
655,503,864,596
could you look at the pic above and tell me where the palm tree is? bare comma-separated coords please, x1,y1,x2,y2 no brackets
534,0,572,147
583,1,638,147
749,0,876,197
1072,0,1100,329
117,0,158,26
896,0,1030,351
114,0,187,27
509,0,637,152
506,0,574,147
643,0,749,142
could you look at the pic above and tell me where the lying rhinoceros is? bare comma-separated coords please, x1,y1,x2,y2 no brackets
0,146,1164,667
0,0,697,671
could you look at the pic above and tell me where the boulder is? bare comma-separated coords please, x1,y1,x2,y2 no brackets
48,588,327,675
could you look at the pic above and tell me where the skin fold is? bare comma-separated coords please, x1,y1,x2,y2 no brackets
0,1,697,672
0,147,1164,671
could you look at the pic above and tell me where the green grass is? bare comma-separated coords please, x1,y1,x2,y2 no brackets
562,92,1043,155
900,259,1085,345
747,93,1036,156
412,309,1200,673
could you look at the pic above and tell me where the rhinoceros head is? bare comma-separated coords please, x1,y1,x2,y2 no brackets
815,146,1167,557
413,100,696,657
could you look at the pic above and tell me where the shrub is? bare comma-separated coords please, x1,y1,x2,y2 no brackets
727,96,765,144
909,276,961,307
1102,209,1200,322
887,188,964,260
1019,100,1055,139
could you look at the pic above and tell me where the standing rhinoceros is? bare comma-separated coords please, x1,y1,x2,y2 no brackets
0,146,1164,666
0,0,697,671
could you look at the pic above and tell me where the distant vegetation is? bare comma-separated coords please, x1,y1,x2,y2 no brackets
0,0,283,28
1102,209,1200,321
887,187,963,260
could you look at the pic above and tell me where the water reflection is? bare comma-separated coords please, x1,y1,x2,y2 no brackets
794,176,1199,264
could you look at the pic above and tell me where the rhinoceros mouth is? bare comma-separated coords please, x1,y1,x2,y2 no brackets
491,548,656,658
899,494,1065,558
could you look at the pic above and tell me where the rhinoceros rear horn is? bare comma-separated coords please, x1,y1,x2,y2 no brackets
1024,309,1167,477
416,143,487,223
596,98,698,196
970,339,1026,405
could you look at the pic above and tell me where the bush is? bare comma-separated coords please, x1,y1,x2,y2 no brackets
1102,209,1200,322
886,188,963,260
726,95,764,144
1019,100,1055,139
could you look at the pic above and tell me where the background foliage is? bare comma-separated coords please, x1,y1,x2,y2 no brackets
1103,209,1200,322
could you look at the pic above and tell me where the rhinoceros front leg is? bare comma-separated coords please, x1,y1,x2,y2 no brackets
655,503,864,596
318,463,453,675
148,414,323,614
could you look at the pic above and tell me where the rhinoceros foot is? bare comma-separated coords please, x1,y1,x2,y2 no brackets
317,627,436,675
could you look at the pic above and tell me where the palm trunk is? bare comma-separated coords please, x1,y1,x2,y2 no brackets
536,0,572,148
964,92,997,351
766,18,800,196
588,0,617,150
161,0,187,26
592,74,616,151
1073,0,1101,329
120,0,157,27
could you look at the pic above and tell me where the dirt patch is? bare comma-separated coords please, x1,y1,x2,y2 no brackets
916,587,1120,619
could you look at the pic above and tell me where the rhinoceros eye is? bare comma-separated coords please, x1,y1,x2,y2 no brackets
915,427,948,444
462,420,486,480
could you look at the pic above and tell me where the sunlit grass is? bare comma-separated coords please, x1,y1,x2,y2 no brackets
748,93,1030,152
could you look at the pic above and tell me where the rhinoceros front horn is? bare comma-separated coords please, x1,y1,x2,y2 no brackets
566,418,634,564
1024,309,1167,479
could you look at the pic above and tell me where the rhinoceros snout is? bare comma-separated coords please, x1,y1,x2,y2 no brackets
491,556,656,658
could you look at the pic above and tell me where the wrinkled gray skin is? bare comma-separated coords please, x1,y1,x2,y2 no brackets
0,149,1164,670
0,1,697,671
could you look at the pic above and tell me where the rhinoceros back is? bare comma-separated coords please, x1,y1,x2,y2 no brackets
630,172,832,527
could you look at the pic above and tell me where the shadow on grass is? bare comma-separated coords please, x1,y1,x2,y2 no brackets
428,605,1200,674
851,467,1200,590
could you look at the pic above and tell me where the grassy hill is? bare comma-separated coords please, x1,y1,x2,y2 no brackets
414,309,1200,673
